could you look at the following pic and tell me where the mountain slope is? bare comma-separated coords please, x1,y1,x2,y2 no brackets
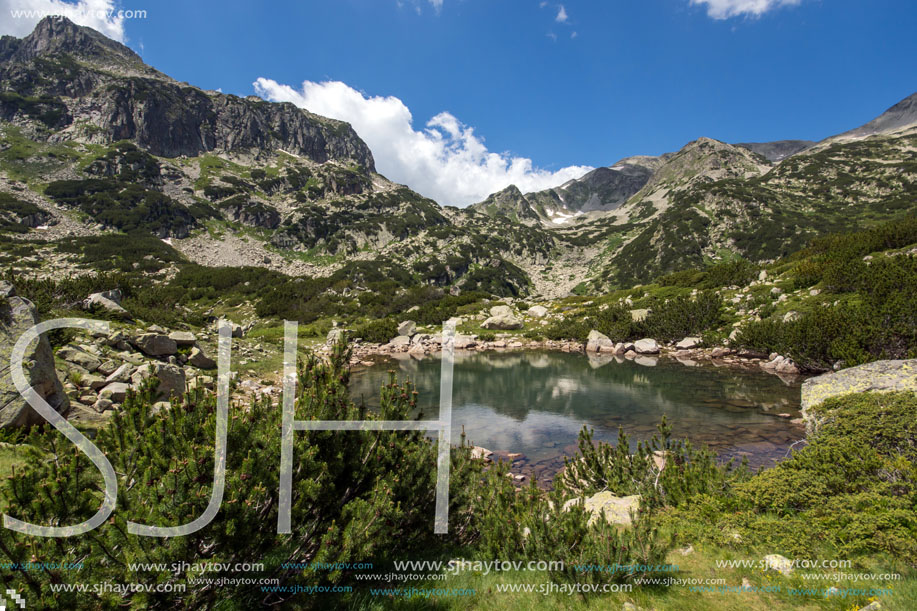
0,18,374,165
833,92,917,140
0,18,560,297
1,18,914,301
735,140,814,162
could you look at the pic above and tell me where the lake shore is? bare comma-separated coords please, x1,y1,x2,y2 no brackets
336,335,810,386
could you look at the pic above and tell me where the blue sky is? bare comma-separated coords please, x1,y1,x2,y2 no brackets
3,0,915,205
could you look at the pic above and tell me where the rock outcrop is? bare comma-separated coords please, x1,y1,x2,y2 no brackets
1,18,376,168
0,282,69,427
801,359,917,433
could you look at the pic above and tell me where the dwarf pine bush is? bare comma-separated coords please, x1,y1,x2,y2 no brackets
560,418,746,511
0,341,478,609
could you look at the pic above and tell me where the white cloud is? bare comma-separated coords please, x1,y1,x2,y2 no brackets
555,4,568,22
1,0,126,40
253,78,592,207
690,0,802,19
429,0,442,9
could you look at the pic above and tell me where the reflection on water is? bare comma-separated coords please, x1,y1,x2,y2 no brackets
349,351,805,482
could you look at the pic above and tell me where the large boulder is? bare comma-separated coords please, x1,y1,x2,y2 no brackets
675,336,702,350
388,335,411,347
527,305,549,318
563,491,641,526
633,338,660,354
83,291,128,316
489,305,513,318
481,314,523,330
151,363,185,399
801,359,917,434
397,320,416,337
105,363,133,384
133,333,178,357
585,330,614,353
132,363,185,399
454,335,477,349
0,283,69,427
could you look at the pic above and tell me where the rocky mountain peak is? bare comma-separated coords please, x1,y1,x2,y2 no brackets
2,17,145,71
0,18,375,168
470,184,542,224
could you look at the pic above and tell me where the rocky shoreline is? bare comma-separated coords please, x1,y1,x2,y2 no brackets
331,332,808,386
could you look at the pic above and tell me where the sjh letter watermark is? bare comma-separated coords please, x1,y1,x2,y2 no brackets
4,318,456,538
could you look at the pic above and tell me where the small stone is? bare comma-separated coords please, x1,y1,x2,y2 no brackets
92,398,113,413
470,446,493,460
188,346,217,369
99,382,130,403
763,554,794,575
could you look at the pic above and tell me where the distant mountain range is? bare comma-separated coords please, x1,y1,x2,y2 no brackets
1,18,915,298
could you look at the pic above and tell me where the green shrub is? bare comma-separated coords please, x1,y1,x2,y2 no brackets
55,233,186,272
701,258,758,289
354,318,398,343
734,256,916,370
471,461,671,587
0,91,69,127
638,291,723,342
0,341,479,608
0,192,47,233
735,392,917,560
560,419,746,511
45,179,215,237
